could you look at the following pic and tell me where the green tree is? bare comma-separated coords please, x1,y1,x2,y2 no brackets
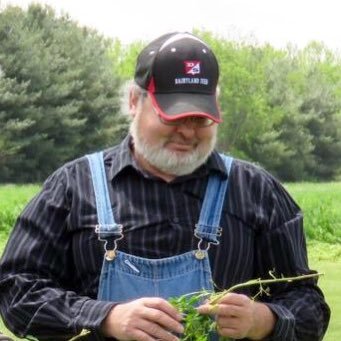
197,31,341,181
0,4,126,182
109,39,145,81
1,15,340,182
198,31,290,173
264,43,341,180
263,53,316,180
0,73,37,179
297,43,341,179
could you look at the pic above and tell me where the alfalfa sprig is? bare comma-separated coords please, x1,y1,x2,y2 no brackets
170,271,323,340
209,270,323,304
169,292,217,341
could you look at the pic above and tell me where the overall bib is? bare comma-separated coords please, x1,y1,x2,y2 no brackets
86,152,233,340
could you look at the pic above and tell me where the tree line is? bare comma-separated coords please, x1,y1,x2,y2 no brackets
0,4,340,183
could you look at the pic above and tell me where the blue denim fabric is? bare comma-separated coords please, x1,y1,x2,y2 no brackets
86,152,233,339
97,250,213,302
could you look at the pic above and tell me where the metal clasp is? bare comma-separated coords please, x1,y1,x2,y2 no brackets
194,239,211,260
95,224,123,262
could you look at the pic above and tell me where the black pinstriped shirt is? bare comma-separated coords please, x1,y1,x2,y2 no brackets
0,135,330,340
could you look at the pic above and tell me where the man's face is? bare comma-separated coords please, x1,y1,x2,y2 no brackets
129,91,218,176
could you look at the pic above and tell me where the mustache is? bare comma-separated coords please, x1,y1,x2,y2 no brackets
164,137,199,146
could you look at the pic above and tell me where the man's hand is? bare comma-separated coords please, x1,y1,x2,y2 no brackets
101,297,184,341
197,293,276,340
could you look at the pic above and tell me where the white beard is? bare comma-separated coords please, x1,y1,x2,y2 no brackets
130,115,216,176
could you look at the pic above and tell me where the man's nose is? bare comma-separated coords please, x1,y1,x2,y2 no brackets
174,123,196,139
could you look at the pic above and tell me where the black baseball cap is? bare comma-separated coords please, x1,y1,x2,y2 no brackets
134,32,222,123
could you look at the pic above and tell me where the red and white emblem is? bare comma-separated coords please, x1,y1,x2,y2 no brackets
184,60,201,75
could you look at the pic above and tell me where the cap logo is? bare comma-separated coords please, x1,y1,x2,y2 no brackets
184,60,201,75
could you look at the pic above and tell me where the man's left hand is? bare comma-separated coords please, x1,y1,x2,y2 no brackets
197,293,276,340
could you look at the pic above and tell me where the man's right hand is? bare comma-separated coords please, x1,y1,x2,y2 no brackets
101,297,184,341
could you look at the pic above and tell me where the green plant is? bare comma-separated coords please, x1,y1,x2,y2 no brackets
169,272,322,340
304,200,339,242
285,182,341,243
169,293,219,341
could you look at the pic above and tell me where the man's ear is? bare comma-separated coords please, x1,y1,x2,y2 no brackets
129,88,139,117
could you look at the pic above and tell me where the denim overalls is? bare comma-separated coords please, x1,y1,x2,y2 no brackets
86,152,233,339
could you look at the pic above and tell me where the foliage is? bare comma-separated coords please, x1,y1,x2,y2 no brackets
0,184,39,241
0,4,128,182
309,259,341,341
169,294,218,341
108,39,145,81
285,182,341,243
267,43,341,180
169,272,321,340
308,241,341,262
196,31,341,181
0,7,340,182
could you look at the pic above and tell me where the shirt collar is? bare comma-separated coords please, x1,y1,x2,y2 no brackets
105,135,136,180
205,150,229,178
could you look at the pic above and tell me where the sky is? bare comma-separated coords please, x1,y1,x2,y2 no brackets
1,0,340,51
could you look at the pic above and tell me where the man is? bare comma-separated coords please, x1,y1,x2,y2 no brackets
0,32,330,340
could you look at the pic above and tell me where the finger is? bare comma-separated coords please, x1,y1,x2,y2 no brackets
196,303,218,315
144,308,184,334
198,293,252,315
135,320,180,341
217,315,240,329
217,293,250,306
217,325,246,340
128,328,155,341
144,298,183,321
141,305,184,334
215,304,245,317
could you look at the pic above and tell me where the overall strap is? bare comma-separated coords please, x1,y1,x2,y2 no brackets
195,154,233,245
86,152,122,238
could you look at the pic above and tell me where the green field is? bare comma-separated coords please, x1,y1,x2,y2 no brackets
0,183,340,340
285,182,341,243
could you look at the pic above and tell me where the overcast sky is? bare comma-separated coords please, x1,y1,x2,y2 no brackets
1,0,340,51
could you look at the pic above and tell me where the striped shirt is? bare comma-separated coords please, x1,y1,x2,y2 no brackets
0,135,330,340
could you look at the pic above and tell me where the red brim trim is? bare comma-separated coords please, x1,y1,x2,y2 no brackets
148,91,223,124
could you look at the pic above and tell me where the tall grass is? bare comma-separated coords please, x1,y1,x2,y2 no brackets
0,184,40,251
285,182,341,243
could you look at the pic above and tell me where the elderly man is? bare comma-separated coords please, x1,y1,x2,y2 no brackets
0,32,330,340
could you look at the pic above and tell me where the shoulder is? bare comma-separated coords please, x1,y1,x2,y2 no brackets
49,145,119,179
220,155,301,231
214,152,274,185
210,152,271,182
39,145,120,200
230,158,274,187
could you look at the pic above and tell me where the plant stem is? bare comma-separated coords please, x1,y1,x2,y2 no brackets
209,272,323,304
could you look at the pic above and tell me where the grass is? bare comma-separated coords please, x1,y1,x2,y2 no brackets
0,183,340,340
0,184,40,205
309,258,341,341
0,184,40,236
284,182,341,340
284,182,341,243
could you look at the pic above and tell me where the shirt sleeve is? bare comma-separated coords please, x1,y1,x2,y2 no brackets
0,166,113,340
253,174,330,341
